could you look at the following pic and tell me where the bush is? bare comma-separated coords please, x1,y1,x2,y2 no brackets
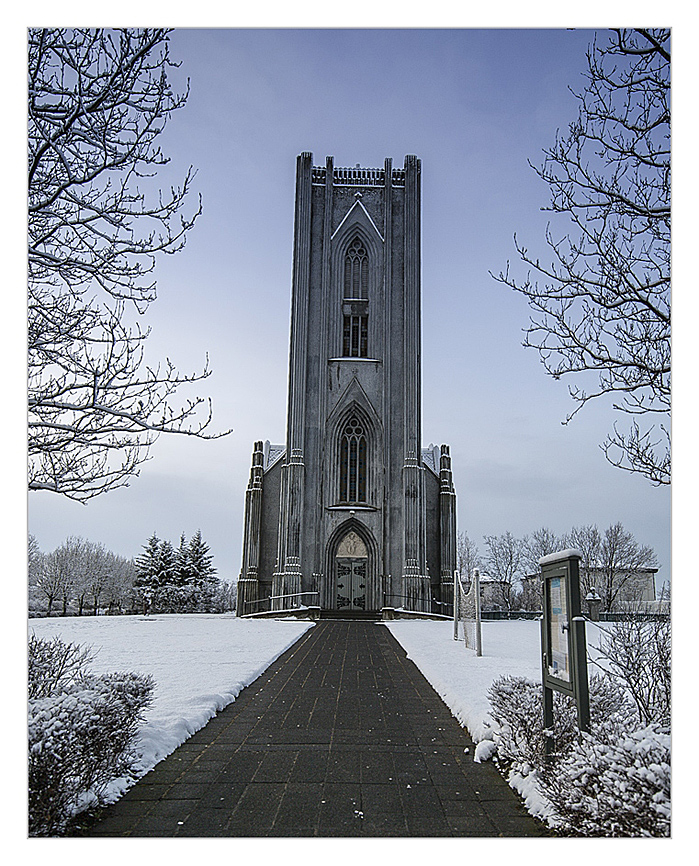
594,615,670,730
543,723,670,837
485,670,669,836
487,673,632,775
28,634,153,836
28,634,94,699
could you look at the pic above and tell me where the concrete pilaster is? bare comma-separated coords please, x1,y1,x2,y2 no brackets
276,151,313,599
237,441,264,615
401,155,429,611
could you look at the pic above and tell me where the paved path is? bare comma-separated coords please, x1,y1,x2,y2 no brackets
82,621,547,837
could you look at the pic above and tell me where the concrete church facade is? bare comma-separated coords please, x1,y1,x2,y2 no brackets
237,153,457,617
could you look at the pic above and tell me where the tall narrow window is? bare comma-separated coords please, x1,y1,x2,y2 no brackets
339,415,367,503
341,236,369,357
344,237,368,299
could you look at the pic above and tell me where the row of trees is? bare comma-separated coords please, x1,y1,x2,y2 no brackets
133,531,225,614
29,532,234,617
457,522,659,612
29,535,137,617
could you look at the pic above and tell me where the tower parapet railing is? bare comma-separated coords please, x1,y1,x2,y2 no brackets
311,165,406,187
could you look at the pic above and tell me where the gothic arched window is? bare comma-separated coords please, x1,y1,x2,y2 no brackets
339,415,367,503
344,237,368,299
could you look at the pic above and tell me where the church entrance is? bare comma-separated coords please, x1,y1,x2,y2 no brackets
334,530,369,611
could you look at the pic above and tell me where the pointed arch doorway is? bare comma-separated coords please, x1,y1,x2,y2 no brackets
335,529,369,611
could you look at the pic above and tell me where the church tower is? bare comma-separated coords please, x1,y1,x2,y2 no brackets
237,153,456,616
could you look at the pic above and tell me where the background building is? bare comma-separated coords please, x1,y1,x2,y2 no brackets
520,565,659,613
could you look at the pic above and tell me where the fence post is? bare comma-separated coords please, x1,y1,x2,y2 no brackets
453,570,459,641
474,568,482,657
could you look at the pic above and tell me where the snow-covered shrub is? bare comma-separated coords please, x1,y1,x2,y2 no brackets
594,615,670,730
486,676,550,773
487,673,631,775
486,671,670,836
28,633,93,699
542,723,671,837
28,635,153,836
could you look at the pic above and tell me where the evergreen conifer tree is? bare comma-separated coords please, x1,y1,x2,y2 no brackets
134,529,219,613
176,533,193,586
134,533,162,613
158,540,178,585
188,530,217,587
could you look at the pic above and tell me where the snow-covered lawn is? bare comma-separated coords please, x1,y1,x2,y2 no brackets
387,619,543,747
27,613,607,819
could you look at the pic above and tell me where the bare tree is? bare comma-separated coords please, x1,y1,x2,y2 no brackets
34,543,76,617
597,522,658,612
71,538,92,616
522,526,566,576
33,553,59,617
102,556,138,614
28,28,228,501
520,527,567,610
456,530,484,591
28,535,42,606
565,523,602,599
564,522,657,610
483,531,525,611
493,29,670,486
84,542,110,615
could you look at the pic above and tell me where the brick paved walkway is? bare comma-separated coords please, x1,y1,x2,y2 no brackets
81,621,548,837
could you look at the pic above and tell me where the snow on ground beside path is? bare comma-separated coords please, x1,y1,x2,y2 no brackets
29,614,313,803
386,619,605,742
386,618,606,822
386,620,543,745
28,613,608,822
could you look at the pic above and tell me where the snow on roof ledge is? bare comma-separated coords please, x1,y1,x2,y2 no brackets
539,549,583,566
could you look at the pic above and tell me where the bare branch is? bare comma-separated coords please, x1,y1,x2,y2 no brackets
492,29,670,485
28,29,229,501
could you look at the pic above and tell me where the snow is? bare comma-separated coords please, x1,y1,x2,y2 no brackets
385,618,608,822
26,612,670,847
28,614,598,807
538,549,583,565
28,613,313,803
387,619,546,745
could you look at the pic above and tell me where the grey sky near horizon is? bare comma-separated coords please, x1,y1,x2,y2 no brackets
26,27,672,589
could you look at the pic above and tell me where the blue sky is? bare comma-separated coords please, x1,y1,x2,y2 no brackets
26,26,672,588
